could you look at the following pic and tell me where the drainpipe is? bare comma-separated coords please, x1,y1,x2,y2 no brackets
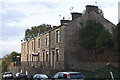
48,31,51,71
34,38,35,53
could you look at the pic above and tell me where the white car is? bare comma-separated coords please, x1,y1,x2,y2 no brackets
52,72,85,80
3,72,13,79
33,74,50,80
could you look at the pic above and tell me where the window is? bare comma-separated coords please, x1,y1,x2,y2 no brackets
46,35,49,46
43,52,45,62
38,38,41,48
56,30,60,43
52,51,55,67
32,41,34,50
27,42,29,52
38,53,40,62
56,49,59,62
46,51,49,62
27,54,28,62
24,43,25,53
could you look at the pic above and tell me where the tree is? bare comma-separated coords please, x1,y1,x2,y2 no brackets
25,24,52,40
98,8,104,17
117,23,120,53
112,22,120,60
82,7,104,17
2,60,8,72
96,29,114,53
2,51,21,72
79,19,113,62
10,51,21,57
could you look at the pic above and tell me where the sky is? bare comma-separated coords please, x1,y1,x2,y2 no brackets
0,0,119,58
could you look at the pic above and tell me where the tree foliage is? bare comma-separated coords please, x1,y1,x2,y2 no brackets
2,51,21,73
112,22,120,59
96,29,114,53
82,7,104,17
79,19,113,61
25,24,52,40
98,8,104,17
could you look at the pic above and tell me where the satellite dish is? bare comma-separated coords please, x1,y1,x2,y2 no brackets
69,7,74,12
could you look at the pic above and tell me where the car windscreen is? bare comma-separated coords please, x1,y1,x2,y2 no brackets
69,74,83,79
40,75,48,78
34,75,48,79
5,73,12,74
20,73,26,76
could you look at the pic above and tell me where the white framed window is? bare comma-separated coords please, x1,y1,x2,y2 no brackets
46,35,49,46
56,30,60,43
38,38,41,48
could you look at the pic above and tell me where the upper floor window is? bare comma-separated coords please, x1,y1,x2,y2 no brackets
56,30,60,43
32,41,34,50
27,42,29,52
24,43,25,53
46,35,49,46
38,38,41,48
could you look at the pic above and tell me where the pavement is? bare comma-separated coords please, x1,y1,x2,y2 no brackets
1,79,28,80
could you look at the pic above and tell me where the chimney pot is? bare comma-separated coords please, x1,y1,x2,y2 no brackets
63,17,65,20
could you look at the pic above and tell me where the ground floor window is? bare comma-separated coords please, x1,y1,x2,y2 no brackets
46,51,49,62
56,49,59,62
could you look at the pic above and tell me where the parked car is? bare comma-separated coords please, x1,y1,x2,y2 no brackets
33,74,50,80
14,73,27,80
52,72,85,80
2,72,13,79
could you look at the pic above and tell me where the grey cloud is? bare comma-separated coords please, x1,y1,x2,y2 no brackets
2,24,26,41
1,2,27,23
40,2,58,9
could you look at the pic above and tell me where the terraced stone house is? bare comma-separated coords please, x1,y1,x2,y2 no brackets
20,5,117,76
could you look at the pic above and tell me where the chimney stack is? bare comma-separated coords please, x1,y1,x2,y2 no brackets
60,20,70,25
71,12,82,20
86,5,98,13
60,17,70,25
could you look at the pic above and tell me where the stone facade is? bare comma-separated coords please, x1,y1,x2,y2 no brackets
64,11,115,69
21,25,65,69
20,5,117,77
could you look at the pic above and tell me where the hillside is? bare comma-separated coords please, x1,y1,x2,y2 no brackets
0,59,2,65
0,59,2,79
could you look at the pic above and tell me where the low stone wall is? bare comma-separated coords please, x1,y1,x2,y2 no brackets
9,66,21,75
9,62,119,78
68,62,119,71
